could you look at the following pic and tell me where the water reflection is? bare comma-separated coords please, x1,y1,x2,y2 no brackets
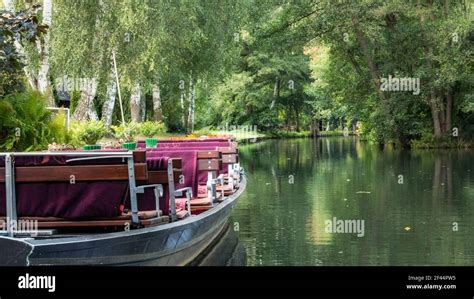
231,137,474,266
195,223,247,266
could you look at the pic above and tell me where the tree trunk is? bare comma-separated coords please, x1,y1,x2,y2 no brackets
73,83,98,121
180,91,188,132
38,0,53,106
429,98,443,139
294,106,300,132
187,77,195,133
3,0,13,9
444,0,450,17
191,84,196,132
419,3,443,139
101,70,117,127
439,101,446,134
270,77,279,109
152,84,163,121
352,15,385,101
3,0,38,90
311,119,319,137
140,92,146,122
445,90,453,134
130,82,142,122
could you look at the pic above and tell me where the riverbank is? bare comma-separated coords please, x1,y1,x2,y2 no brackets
58,129,473,151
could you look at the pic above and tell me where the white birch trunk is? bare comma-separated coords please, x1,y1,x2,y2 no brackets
3,0,13,9
152,84,163,121
180,91,187,130
102,78,117,127
140,94,146,122
38,0,53,105
189,83,196,132
130,82,142,122
187,78,194,133
73,82,98,121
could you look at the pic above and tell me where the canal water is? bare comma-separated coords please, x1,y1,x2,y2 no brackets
227,137,474,266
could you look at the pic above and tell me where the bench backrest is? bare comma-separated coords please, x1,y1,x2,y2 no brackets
147,149,224,197
0,151,182,219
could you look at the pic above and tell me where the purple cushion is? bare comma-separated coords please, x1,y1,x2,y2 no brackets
0,153,130,219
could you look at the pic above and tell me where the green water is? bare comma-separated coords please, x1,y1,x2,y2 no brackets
230,137,474,266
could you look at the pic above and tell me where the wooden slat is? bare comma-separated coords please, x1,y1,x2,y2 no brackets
146,170,182,184
197,150,220,159
198,159,222,171
222,154,238,164
0,164,147,183
218,147,238,154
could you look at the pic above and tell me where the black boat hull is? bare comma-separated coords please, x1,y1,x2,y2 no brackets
0,177,246,266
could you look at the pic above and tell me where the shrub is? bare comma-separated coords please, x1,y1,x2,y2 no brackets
0,91,69,151
111,122,140,142
72,120,108,146
140,121,166,138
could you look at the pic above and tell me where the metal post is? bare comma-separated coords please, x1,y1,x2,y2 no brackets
234,163,240,184
167,160,177,222
228,164,234,190
185,190,191,216
126,156,139,226
207,171,216,204
153,185,163,216
4,154,17,237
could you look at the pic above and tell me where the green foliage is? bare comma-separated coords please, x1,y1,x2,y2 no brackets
111,122,139,142
72,120,108,145
242,0,473,146
0,91,68,151
140,121,166,138
7,0,472,149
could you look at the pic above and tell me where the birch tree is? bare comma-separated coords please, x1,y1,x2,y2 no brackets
152,84,163,121
37,0,53,106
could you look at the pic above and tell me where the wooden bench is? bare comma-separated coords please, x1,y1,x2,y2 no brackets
0,151,186,234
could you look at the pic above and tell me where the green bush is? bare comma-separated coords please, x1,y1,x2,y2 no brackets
72,120,108,146
0,91,69,151
140,121,166,138
111,122,140,142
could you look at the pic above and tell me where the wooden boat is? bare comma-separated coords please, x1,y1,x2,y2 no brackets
0,139,247,266
0,176,246,266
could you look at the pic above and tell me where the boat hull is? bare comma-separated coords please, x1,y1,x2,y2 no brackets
0,177,246,266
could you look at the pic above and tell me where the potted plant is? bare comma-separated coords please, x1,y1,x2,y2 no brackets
112,122,140,150
140,121,166,148
75,120,108,150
